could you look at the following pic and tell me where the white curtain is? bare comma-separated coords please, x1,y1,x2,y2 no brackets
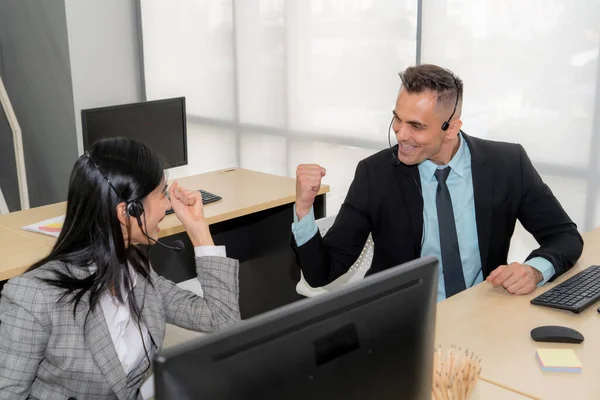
141,0,417,215
140,0,600,262
420,0,600,258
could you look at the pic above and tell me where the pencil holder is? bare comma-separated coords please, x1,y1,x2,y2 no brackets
432,345,482,400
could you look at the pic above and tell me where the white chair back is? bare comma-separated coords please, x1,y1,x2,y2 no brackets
295,215,373,297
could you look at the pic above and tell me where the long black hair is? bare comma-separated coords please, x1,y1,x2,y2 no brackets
28,137,164,323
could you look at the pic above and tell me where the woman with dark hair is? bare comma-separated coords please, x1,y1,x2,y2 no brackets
0,137,240,399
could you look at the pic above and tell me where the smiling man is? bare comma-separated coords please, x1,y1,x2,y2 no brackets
291,64,583,301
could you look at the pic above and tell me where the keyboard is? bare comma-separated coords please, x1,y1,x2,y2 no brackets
530,265,600,314
165,189,222,215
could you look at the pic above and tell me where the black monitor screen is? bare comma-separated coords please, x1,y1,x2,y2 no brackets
81,97,187,168
154,256,439,400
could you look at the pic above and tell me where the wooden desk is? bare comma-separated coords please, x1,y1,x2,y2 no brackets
0,203,65,280
472,379,532,399
159,325,529,399
0,168,329,318
159,168,319,237
436,228,600,400
0,226,55,280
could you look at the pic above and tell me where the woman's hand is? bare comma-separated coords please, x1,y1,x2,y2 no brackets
169,181,214,246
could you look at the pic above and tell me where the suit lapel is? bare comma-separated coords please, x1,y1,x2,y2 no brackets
394,156,424,255
463,133,492,272
75,294,129,400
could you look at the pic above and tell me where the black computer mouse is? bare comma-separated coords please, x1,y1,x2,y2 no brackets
530,325,584,344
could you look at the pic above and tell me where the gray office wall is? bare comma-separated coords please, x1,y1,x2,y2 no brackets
0,43,19,211
0,0,143,211
0,0,78,209
0,89,19,212
64,0,143,154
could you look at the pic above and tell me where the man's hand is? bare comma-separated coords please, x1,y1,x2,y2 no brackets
486,262,543,295
295,164,326,220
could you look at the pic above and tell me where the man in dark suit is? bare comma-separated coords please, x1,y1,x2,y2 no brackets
291,64,583,301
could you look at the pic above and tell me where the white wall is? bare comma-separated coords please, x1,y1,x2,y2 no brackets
64,0,143,155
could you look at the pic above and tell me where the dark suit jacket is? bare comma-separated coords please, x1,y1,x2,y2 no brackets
292,133,584,287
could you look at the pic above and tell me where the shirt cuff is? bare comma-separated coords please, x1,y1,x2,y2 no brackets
291,205,319,247
525,257,556,286
194,246,227,258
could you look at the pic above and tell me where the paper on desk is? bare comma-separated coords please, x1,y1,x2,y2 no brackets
536,348,582,373
22,215,65,238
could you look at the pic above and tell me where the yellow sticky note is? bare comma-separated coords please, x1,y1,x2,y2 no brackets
536,349,582,372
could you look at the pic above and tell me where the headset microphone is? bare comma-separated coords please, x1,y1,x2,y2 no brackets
128,200,185,252
144,235,185,252
388,117,400,167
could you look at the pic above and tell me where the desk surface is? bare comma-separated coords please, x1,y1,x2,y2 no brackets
472,379,532,399
436,227,600,400
0,168,329,281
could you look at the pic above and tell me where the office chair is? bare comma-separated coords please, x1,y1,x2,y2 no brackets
295,215,373,297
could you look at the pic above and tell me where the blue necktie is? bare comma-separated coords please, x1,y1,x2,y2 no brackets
434,167,466,297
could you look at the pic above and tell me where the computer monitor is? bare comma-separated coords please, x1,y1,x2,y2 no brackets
81,97,187,168
154,255,439,400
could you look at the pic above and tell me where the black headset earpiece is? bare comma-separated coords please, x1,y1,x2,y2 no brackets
127,200,145,219
127,201,146,235
388,116,401,167
441,72,460,131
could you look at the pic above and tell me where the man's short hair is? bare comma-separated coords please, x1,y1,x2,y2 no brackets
398,64,463,113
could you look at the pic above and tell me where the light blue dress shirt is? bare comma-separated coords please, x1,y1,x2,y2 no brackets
419,133,484,301
292,134,555,301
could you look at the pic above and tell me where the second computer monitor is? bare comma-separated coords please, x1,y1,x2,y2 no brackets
81,97,187,168
154,255,439,400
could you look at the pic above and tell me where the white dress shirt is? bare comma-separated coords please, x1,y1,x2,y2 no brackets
99,245,227,374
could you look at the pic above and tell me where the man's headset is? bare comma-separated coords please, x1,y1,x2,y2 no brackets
389,71,460,167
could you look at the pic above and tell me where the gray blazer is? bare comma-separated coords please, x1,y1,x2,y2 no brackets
0,256,240,400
